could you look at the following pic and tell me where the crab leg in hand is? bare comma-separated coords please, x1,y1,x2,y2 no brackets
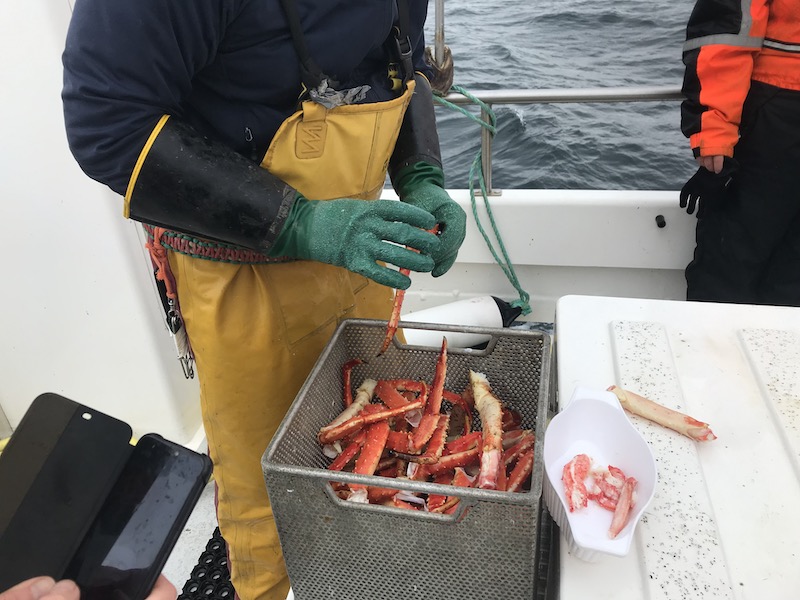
377,225,440,356
469,370,505,489
607,385,717,441
377,269,410,356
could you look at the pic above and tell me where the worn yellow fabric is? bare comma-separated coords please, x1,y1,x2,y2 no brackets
262,80,415,201
170,83,414,600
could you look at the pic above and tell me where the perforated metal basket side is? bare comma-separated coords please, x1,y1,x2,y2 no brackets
263,319,552,600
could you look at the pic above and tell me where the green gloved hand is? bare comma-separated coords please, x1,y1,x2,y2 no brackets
268,195,440,290
394,162,467,277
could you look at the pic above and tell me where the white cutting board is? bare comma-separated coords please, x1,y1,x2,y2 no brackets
554,295,800,600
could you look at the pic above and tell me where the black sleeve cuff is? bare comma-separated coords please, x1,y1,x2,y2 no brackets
125,116,296,253
388,73,443,186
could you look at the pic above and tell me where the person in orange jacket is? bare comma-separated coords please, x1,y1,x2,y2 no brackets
679,0,800,305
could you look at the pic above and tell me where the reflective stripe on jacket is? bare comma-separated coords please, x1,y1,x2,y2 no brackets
681,0,800,157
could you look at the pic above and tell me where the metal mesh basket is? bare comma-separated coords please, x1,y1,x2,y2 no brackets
262,319,553,600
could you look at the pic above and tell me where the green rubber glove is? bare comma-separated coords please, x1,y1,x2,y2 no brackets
268,195,440,290
394,162,467,277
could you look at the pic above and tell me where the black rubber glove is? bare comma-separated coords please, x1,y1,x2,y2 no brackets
679,157,739,218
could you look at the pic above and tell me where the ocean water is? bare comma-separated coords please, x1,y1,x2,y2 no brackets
426,0,698,190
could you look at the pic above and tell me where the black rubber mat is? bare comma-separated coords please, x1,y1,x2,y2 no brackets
178,528,236,599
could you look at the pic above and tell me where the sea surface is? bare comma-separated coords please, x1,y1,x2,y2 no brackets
425,0,698,190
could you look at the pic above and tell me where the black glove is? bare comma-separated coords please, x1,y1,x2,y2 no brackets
679,157,739,218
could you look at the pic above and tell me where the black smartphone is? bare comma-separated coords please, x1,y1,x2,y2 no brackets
0,394,134,589
64,433,212,600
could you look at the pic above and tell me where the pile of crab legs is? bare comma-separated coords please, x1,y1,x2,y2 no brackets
318,337,536,511
318,234,536,510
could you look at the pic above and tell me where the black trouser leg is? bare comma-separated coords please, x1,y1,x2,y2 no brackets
685,82,800,305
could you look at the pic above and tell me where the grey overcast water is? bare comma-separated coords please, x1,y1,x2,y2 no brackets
425,0,698,190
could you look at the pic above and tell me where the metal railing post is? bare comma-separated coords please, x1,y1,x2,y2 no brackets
480,105,497,196
435,0,445,65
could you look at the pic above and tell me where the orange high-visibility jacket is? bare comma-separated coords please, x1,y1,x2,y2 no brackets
681,0,800,157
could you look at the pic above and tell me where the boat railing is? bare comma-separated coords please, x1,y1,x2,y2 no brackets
438,85,684,194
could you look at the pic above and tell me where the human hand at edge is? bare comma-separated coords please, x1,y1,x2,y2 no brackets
0,577,79,600
146,575,177,600
1,575,176,600
696,154,725,174
680,156,739,218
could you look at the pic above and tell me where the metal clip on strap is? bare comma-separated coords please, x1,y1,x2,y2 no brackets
394,31,414,84
394,0,413,82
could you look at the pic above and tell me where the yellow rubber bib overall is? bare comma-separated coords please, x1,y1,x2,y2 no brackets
168,80,415,600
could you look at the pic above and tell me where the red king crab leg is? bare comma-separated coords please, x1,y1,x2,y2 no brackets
561,453,591,512
318,399,424,445
427,445,481,475
446,431,482,454
588,464,626,511
327,430,367,472
426,338,448,415
426,471,453,512
607,385,717,442
469,370,505,490
322,379,376,430
393,413,451,464
502,430,535,466
502,408,523,431
409,338,448,451
375,379,428,409
410,414,441,452
506,448,534,493
342,359,364,408
608,476,638,539
440,467,477,515
318,379,376,443
443,390,472,435
350,420,391,493
496,461,508,492
376,224,440,357
377,274,409,357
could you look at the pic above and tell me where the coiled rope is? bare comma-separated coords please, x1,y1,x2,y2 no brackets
433,85,532,316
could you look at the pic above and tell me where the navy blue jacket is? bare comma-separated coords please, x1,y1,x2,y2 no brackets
62,0,430,196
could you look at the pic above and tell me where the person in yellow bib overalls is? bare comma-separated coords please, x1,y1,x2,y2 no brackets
62,1,466,598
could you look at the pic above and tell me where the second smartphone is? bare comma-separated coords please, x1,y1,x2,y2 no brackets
65,433,213,600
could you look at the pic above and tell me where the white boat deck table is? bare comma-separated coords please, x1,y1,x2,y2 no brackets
554,295,800,600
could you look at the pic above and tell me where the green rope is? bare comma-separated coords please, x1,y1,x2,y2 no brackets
433,85,532,316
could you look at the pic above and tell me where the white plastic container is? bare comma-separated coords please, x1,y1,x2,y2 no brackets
543,386,658,562
401,296,507,348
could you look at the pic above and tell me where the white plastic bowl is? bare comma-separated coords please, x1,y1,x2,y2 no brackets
543,386,658,562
